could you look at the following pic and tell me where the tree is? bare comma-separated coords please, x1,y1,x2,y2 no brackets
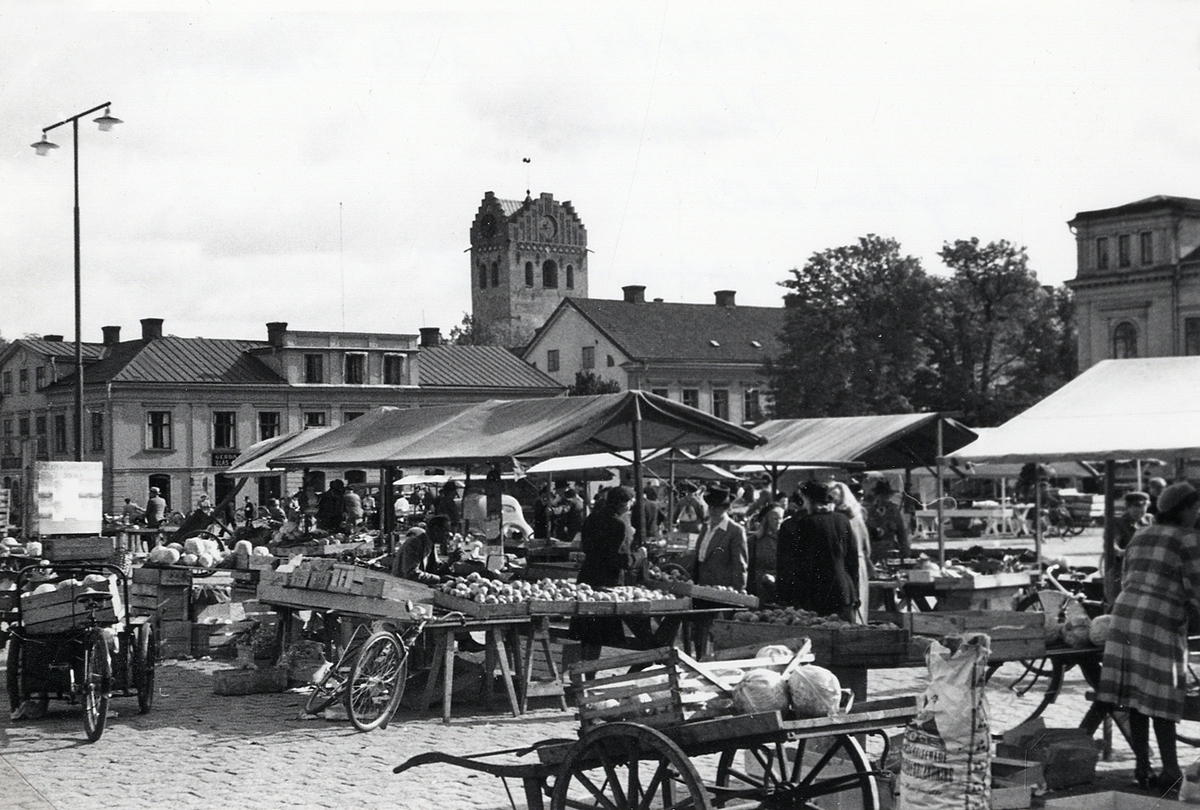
447,313,491,346
568,371,621,396
767,235,934,417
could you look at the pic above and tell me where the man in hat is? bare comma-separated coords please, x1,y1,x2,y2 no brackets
144,487,167,529
434,480,461,528
1106,491,1153,603
690,484,748,656
553,487,586,542
673,481,707,535
865,478,910,562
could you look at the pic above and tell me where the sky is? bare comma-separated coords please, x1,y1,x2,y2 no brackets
3,1,1200,343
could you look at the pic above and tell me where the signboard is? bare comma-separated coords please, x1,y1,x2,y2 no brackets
0,487,9,528
35,461,104,536
211,451,239,468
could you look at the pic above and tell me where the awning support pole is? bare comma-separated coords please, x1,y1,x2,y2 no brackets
1034,471,1043,575
632,396,647,570
936,419,945,567
1103,459,1117,607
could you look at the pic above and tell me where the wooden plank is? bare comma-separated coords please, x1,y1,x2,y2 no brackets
613,597,692,615
133,566,192,587
43,536,114,561
257,583,433,620
567,646,678,677
360,573,434,603
528,599,578,616
432,590,529,618
659,580,760,608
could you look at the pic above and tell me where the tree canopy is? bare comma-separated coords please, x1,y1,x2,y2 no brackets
768,235,1076,427
568,371,621,396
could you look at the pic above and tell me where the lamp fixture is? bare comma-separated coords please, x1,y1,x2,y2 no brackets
93,106,122,132
31,134,59,156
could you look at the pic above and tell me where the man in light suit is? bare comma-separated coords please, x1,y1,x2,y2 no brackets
690,485,748,657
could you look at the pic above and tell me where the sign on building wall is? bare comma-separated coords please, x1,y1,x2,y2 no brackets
35,461,104,536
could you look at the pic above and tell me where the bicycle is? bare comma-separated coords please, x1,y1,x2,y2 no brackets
1024,503,1084,538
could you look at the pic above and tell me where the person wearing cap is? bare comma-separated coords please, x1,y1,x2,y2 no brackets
394,525,441,584
776,481,858,620
316,479,347,532
864,478,910,563
144,487,167,529
1096,480,1200,794
1105,491,1152,602
434,480,461,528
689,485,748,657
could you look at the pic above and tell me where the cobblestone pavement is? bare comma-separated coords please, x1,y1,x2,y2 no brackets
3,647,1197,810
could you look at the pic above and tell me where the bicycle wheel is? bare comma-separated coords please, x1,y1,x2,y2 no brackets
304,664,344,716
345,630,407,732
134,622,156,714
82,631,111,743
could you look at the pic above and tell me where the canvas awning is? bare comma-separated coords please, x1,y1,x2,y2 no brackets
701,413,976,470
946,357,1200,464
225,428,334,477
268,391,766,470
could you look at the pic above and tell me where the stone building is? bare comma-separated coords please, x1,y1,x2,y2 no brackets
0,319,563,525
1067,195,1200,369
470,191,588,349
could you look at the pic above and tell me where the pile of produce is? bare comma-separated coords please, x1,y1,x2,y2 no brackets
438,574,675,606
146,537,271,569
730,607,858,628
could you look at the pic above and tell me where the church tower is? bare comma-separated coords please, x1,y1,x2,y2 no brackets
470,191,588,348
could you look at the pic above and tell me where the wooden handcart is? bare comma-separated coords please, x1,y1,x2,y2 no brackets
394,646,919,809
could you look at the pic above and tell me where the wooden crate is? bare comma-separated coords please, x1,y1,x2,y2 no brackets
42,536,114,562
359,573,435,603
710,620,835,660
432,590,529,618
192,620,256,658
133,566,192,587
528,599,579,616
878,609,1045,636
20,584,118,634
256,583,433,620
212,666,289,695
660,580,759,608
829,626,911,667
613,597,693,615
158,619,193,658
565,647,688,732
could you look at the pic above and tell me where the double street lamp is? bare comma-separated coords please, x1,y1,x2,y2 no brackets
31,103,122,462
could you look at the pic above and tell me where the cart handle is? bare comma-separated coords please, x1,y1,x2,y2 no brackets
393,745,568,778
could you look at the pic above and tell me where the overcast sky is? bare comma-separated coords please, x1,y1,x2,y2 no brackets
3,1,1200,343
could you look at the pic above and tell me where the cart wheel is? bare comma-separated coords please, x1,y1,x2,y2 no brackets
82,630,111,742
714,733,878,810
6,637,21,712
345,630,407,732
550,722,713,810
980,591,1063,733
134,622,156,714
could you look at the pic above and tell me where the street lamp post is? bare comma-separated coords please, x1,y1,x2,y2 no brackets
32,102,122,462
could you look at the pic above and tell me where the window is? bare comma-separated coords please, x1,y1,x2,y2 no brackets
2,420,11,456
2,372,9,395
1141,231,1154,265
1096,237,1109,270
18,369,28,393
651,388,669,399
479,262,487,289
344,353,366,385
304,354,324,384
543,260,558,288
304,411,327,428
1112,321,1138,359
90,412,104,452
1187,318,1200,356
566,265,574,290
682,388,700,409
35,367,45,390
344,411,364,423
712,389,730,421
19,417,29,437
383,354,405,385
582,346,595,369
744,388,763,424
54,415,67,453
525,262,534,287
258,411,281,441
1118,234,1131,268
213,411,236,449
147,411,172,449
606,355,615,367
35,416,46,456
546,349,560,373
490,262,499,287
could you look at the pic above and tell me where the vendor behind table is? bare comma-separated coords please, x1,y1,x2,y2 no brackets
688,484,748,658
569,486,641,664
775,480,859,622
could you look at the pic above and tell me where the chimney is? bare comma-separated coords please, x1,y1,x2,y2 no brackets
266,322,288,348
419,327,441,348
140,318,163,340
43,335,64,342
715,290,736,307
101,326,121,346
622,285,646,304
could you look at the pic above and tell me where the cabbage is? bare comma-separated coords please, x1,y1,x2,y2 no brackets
732,669,790,714
179,553,199,567
30,583,57,595
756,645,795,663
184,537,203,556
197,553,215,568
1088,614,1114,647
252,546,272,557
787,665,842,718
25,541,42,557
1045,621,1064,646
167,542,184,552
234,540,254,555
148,546,180,565
1062,601,1092,648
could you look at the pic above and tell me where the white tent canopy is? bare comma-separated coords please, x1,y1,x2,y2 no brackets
947,357,1200,464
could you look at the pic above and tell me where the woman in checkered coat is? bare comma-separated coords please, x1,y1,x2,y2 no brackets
1096,481,1200,794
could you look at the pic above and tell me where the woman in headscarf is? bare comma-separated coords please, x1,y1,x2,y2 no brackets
829,481,872,623
1096,481,1200,795
775,481,859,620
569,486,637,661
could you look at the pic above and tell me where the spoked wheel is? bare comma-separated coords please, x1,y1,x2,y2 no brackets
345,630,407,732
82,631,111,742
550,722,713,810
6,637,22,712
983,657,1063,733
713,733,878,810
134,622,156,714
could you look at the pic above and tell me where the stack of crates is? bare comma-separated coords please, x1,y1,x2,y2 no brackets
131,567,192,658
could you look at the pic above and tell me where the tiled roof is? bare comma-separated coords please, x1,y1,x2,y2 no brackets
69,337,285,386
1071,195,1200,222
566,298,786,363
419,345,563,390
17,339,107,361
498,198,526,218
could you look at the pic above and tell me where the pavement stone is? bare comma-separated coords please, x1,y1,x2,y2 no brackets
3,632,1198,810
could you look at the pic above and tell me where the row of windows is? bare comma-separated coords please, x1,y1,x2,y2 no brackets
301,353,406,385
2,412,104,457
1096,232,1153,270
1110,317,1200,359
1,367,49,395
545,347,616,373
479,260,576,291
143,409,364,451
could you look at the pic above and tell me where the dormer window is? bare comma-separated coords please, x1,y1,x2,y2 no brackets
383,354,406,385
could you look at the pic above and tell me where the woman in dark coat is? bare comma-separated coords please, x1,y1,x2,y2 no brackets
775,481,859,620
1096,481,1200,794
569,486,635,660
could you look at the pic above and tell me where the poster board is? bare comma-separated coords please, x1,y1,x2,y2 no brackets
35,462,104,536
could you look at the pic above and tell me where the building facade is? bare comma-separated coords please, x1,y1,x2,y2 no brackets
470,191,588,349
0,319,563,528
522,286,783,426
1067,195,1200,370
